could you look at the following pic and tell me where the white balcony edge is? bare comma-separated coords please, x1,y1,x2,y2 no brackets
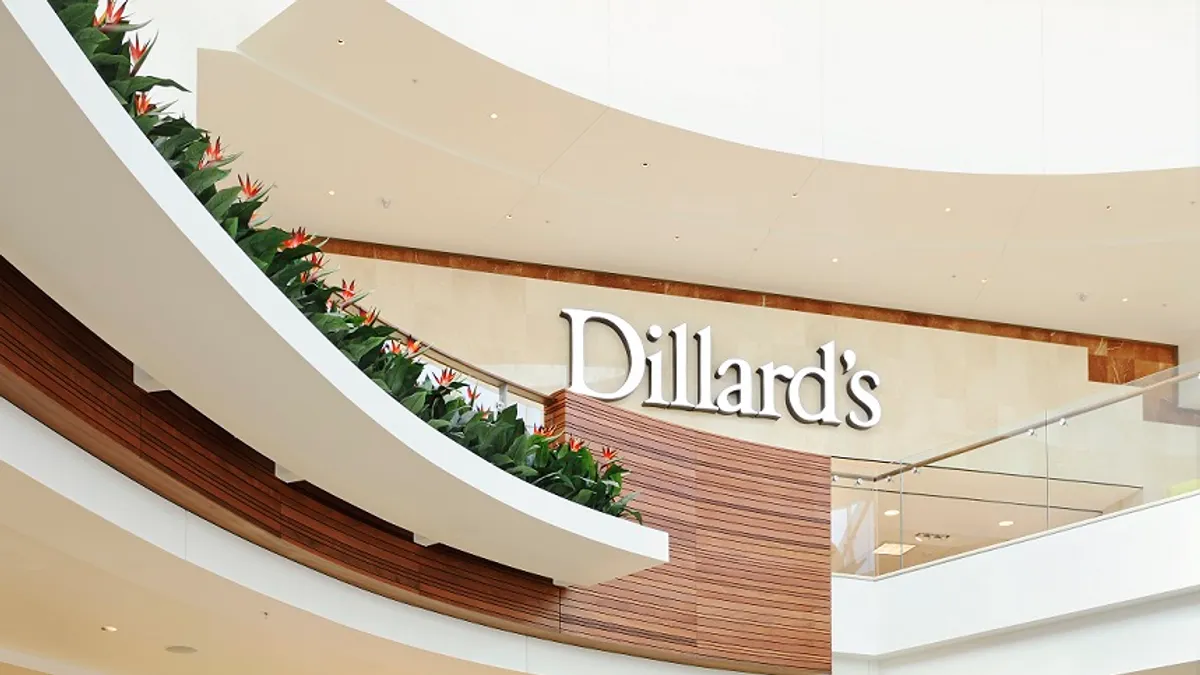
0,0,667,586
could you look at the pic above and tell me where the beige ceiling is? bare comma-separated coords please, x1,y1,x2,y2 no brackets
197,0,1200,344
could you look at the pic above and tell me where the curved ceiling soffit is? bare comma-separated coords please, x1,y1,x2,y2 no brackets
0,0,667,586
209,0,1200,345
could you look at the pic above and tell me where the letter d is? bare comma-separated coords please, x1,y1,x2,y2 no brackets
561,308,646,400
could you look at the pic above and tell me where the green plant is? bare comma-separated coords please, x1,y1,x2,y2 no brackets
50,0,640,523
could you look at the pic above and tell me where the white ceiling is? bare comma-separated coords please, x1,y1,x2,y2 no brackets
196,0,1200,345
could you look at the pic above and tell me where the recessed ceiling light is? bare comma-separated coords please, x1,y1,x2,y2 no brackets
504,214,513,220
998,520,1014,527
165,646,198,655
831,257,839,263
489,113,498,120
641,162,650,168
791,192,798,198
981,278,988,284
673,235,680,241
100,626,118,633
883,509,900,517
1121,297,1129,302
873,542,915,556
336,38,345,46
1105,205,1112,211
944,207,952,213
327,190,336,196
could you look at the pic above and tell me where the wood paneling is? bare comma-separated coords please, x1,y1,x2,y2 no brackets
547,392,831,671
0,257,831,675
322,237,1178,385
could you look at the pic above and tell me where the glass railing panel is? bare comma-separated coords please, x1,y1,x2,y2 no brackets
830,458,903,576
895,411,1049,570
1047,366,1200,515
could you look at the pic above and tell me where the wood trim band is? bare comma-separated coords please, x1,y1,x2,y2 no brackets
320,237,1178,386
0,257,831,674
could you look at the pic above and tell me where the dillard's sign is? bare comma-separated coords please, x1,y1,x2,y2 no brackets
562,308,882,430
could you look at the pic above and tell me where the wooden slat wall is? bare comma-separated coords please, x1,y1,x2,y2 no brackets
0,256,831,674
547,393,831,672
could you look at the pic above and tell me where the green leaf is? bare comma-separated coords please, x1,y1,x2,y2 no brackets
59,4,98,33
399,390,427,414
110,75,189,99
310,312,352,336
203,186,241,221
182,165,229,195
572,489,595,505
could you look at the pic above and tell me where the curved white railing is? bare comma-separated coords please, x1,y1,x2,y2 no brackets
0,0,667,586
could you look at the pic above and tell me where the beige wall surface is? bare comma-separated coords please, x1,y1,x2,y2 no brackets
329,254,1134,464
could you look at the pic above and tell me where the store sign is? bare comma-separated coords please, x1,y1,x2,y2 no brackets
561,308,881,430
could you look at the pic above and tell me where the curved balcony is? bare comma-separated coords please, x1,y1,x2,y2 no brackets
0,0,666,587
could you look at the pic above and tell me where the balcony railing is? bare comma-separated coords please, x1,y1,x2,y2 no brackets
832,363,1200,576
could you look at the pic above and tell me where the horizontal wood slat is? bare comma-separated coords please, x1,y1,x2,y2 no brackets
0,256,831,674
547,392,831,672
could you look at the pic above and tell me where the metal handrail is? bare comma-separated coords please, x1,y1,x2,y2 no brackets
867,367,1200,482
375,318,549,405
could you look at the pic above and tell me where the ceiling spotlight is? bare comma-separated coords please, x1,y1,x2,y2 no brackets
832,475,840,483
855,478,864,486
641,162,650,168
165,646,198,655
980,278,988,284
380,197,392,209
335,38,345,46
504,214,513,220
998,520,1014,527
831,257,839,263
673,235,680,241
489,112,498,120
1122,297,1129,303
791,192,799,198
1105,205,1112,211
884,509,900,517
327,190,336,196
944,207,952,213
100,626,118,633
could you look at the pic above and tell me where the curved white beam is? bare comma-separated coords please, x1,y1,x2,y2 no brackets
0,0,667,586
391,0,1199,175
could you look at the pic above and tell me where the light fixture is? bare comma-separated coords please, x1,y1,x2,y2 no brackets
489,112,498,120
944,207,952,213
1105,205,1112,211
504,214,512,220
100,626,118,633
327,190,336,196
998,520,1014,527
873,542,915,556
641,162,650,168
673,235,680,241
165,646,198,655
1122,297,1129,303
336,38,345,46
981,278,988,284
831,475,840,483
883,509,900,517
791,192,798,198
855,478,864,486
914,535,923,542
831,257,839,263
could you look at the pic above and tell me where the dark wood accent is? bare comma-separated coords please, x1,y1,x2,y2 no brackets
547,392,831,671
0,257,831,675
321,237,1177,386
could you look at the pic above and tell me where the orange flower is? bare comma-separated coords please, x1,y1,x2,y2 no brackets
299,253,324,283
94,0,127,31
238,174,264,199
128,34,149,73
381,340,403,355
436,368,457,387
198,137,224,169
404,337,421,355
464,385,481,405
531,424,557,438
132,92,153,116
599,447,618,463
281,227,310,250
358,306,379,325
567,437,584,453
